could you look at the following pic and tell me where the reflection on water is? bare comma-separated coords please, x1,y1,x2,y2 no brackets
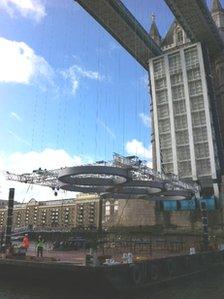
137,271,224,299
0,270,223,299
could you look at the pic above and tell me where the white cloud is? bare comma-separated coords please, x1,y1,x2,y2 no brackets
97,118,116,140
0,148,83,202
10,112,22,122
62,64,104,95
125,139,152,160
139,112,151,128
71,78,79,94
0,37,53,86
2,148,82,174
0,0,46,22
72,65,103,81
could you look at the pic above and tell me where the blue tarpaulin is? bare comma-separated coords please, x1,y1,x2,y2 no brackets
179,200,196,211
163,200,177,211
159,197,217,212
200,197,216,210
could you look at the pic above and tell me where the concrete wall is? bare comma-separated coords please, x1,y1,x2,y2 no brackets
116,199,156,227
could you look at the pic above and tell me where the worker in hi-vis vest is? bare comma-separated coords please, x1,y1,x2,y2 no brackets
36,235,44,258
22,234,30,252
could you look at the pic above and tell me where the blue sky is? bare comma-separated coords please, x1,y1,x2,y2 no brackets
0,0,219,201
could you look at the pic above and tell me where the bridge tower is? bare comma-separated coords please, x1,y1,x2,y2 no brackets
149,19,220,197
211,0,224,39
149,14,161,46
149,15,162,171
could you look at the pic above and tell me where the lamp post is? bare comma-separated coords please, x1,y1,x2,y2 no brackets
200,201,209,251
5,188,15,250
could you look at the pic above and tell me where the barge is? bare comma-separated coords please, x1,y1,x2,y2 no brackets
0,250,224,292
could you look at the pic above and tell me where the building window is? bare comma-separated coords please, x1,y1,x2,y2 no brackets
176,130,189,145
193,127,208,143
161,148,173,163
156,90,168,105
160,133,172,148
187,68,201,81
173,100,186,115
158,119,170,133
155,78,166,90
105,201,110,216
190,95,204,111
189,80,202,96
153,59,165,75
169,53,181,70
192,111,206,127
178,161,192,176
170,73,183,85
172,85,185,100
196,159,211,175
174,115,187,130
195,142,209,159
185,47,198,67
157,104,169,119
177,145,190,161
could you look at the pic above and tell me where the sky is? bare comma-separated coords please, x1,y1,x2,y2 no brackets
0,0,219,202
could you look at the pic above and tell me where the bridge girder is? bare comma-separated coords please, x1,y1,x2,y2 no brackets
75,0,162,70
164,0,224,56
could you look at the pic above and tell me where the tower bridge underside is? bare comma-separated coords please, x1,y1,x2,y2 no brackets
164,0,224,55
75,0,162,70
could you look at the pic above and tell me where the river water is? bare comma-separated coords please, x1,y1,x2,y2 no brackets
0,269,223,299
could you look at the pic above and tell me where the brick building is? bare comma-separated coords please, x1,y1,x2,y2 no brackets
0,195,97,232
0,193,216,232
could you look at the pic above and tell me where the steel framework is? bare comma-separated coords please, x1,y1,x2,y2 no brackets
75,0,162,69
75,0,224,69
5,154,198,200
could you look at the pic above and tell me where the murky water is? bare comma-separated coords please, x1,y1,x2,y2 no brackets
0,269,223,299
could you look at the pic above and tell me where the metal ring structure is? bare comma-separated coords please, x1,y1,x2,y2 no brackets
61,181,163,195
61,184,114,193
100,193,156,200
113,180,164,195
65,177,125,186
100,191,190,201
59,166,128,186
158,190,194,200
58,164,196,199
